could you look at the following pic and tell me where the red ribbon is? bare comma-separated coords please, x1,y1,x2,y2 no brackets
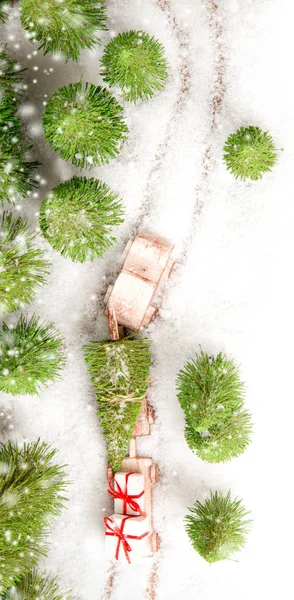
108,473,146,517
104,516,149,563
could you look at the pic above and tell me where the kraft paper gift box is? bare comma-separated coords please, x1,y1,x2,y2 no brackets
108,472,145,516
104,514,150,564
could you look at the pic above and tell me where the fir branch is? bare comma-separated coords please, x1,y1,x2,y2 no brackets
223,126,278,180
0,314,66,396
0,1,8,24
0,44,25,92
83,338,152,472
0,212,51,316
0,136,40,206
177,350,245,431
43,81,128,168
2,569,74,600
19,0,107,62
0,439,68,593
185,409,252,462
39,176,124,262
100,30,168,103
185,491,251,563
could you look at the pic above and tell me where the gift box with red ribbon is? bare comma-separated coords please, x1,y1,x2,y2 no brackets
104,514,150,564
108,472,145,516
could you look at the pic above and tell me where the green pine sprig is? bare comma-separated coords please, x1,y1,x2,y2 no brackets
0,1,8,24
185,491,251,563
0,212,51,316
100,30,168,103
177,350,253,462
223,126,278,180
43,81,128,168
83,337,152,472
0,44,25,92
0,439,68,593
39,176,124,262
0,138,40,206
2,569,74,600
19,0,107,62
0,315,66,396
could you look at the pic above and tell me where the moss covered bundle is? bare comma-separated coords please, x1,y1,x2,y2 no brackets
0,440,67,593
0,212,50,316
43,81,128,168
177,350,252,462
39,176,124,262
83,337,152,471
185,491,251,563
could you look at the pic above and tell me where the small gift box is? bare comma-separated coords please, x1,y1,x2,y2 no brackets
108,472,145,516
104,514,150,564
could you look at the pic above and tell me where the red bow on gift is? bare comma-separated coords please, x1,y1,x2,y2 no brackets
104,516,149,564
108,473,146,517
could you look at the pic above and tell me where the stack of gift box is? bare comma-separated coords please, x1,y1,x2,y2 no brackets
105,471,150,564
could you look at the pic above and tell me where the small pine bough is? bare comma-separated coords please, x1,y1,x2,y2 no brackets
39,176,124,262
0,315,66,396
100,30,168,103
0,137,40,206
19,0,107,62
0,1,8,24
0,212,50,316
177,350,253,462
185,490,251,563
223,126,278,180
0,44,24,92
0,439,67,593
83,337,152,472
1,569,74,600
43,81,128,168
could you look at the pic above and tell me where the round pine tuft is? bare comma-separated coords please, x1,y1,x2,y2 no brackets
0,212,50,316
185,491,251,563
177,350,253,462
2,569,74,600
223,125,278,180
39,176,124,262
43,81,128,168
0,315,66,396
19,0,107,62
100,30,168,103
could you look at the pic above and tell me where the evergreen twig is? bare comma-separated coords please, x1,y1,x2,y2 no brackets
0,439,68,592
185,491,251,563
223,126,278,180
0,315,66,396
43,82,128,168
100,30,168,103
39,176,124,262
19,0,107,62
2,569,74,600
0,212,51,316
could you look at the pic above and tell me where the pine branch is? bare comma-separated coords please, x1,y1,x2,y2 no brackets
177,350,245,431
100,30,168,103
0,212,51,316
19,0,107,62
0,44,25,91
0,439,68,592
223,126,278,180
43,81,128,168
39,176,124,262
185,409,252,462
83,338,152,471
0,314,66,396
2,569,74,600
185,491,251,563
0,1,8,23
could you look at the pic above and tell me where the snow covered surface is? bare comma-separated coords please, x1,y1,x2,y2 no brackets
1,0,293,598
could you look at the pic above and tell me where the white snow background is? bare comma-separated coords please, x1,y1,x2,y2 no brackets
1,0,293,598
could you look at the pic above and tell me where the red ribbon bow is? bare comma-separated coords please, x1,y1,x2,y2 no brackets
108,473,146,517
104,516,149,563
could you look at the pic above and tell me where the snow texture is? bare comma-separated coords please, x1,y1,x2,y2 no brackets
0,0,293,598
